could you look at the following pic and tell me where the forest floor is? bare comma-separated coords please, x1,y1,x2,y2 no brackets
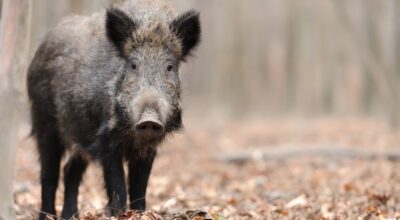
14,117,400,220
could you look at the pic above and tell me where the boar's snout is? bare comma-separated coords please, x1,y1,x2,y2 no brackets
135,110,164,139
135,120,164,139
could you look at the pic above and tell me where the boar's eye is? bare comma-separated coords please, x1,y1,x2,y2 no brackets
131,64,137,70
167,64,173,72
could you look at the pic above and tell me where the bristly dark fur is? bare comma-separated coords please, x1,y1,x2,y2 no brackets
171,10,201,59
106,7,137,56
165,108,182,132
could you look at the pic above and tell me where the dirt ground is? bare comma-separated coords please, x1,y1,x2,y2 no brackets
14,118,400,220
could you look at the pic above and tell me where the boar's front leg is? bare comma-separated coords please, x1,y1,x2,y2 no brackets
101,152,127,216
61,155,88,219
128,149,157,211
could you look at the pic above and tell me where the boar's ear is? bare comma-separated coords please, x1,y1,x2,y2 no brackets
106,8,137,54
171,10,201,59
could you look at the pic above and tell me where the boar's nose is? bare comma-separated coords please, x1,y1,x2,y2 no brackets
135,111,164,139
135,121,164,139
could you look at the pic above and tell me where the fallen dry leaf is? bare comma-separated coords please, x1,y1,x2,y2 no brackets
366,189,391,205
285,194,308,208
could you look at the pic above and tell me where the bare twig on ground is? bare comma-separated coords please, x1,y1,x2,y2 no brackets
220,146,400,163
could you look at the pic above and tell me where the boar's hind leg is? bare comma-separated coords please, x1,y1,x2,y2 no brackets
101,153,127,216
61,155,88,219
128,149,156,211
36,129,65,220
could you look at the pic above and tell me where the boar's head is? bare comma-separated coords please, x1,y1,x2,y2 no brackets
105,8,201,145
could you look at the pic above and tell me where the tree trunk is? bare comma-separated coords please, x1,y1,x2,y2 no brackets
0,0,31,219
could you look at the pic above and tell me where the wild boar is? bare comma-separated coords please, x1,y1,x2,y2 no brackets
27,0,201,219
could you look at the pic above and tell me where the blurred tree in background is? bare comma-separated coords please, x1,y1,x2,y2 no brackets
28,0,400,126
0,0,31,219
